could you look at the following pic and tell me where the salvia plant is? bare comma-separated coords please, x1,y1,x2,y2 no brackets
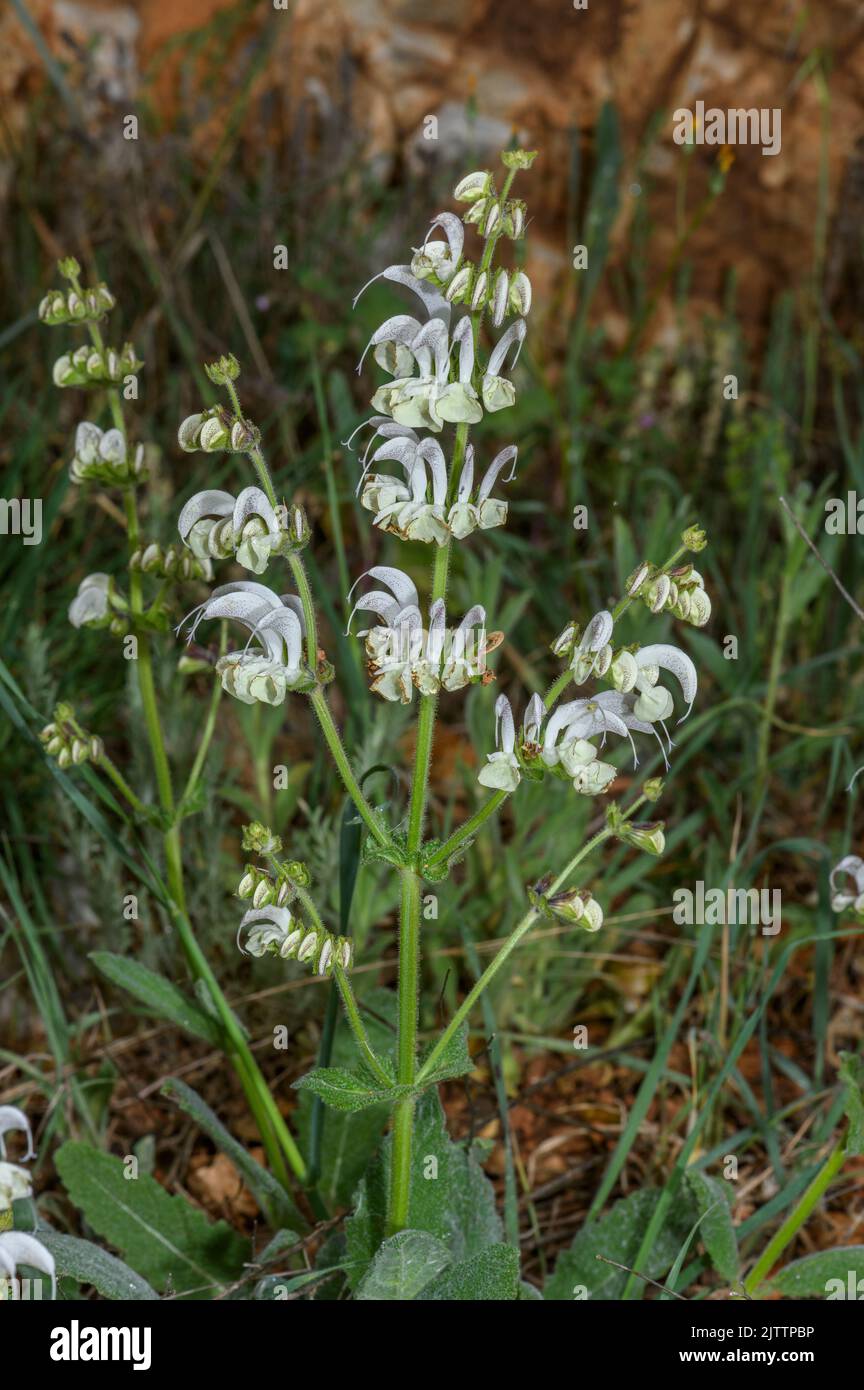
17,149,743,1302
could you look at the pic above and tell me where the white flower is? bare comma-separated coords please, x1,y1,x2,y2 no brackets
0,1163,33,1210
68,573,112,629
454,170,493,202
630,644,698,724
477,692,544,792
358,435,449,546
178,486,286,574
179,581,309,704
448,445,518,540
410,212,464,284
0,1232,55,1300
481,319,527,412
348,567,490,702
830,855,864,914
0,1107,35,1162
570,610,615,683
369,315,482,432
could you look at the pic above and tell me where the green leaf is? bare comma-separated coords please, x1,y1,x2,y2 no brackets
684,1170,739,1282
544,1189,697,1300
419,1024,474,1087
293,1066,407,1113
345,1091,502,1290
160,1076,302,1231
839,1052,864,1154
355,1230,452,1301
55,1142,249,1298
37,1231,159,1301
419,1244,520,1301
297,986,398,1207
768,1247,864,1298
90,952,224,1048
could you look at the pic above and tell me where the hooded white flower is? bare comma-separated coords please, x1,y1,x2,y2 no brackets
179,581,309,704
0,1232,55,1300
178,486,290,574
348,567,491,702
0,1106,35,1162
830,855,864,914
477,692,544,792
409,212,464,284
358,435,449,545
448,445,518,539
68,573,112,629
570,610,615,683
481,319,527,412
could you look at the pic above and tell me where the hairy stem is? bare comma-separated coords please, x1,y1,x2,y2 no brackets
310,688,390,846
333,966,392,1088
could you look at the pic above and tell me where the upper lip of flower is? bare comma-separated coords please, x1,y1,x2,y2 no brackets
179,581,306,675
0,1105,35,1162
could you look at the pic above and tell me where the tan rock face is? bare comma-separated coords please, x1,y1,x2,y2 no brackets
4,0,860,339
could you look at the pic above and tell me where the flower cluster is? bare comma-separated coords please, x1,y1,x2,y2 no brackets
529,876,604,933
178,487,309,574
355,425,517,545
69,421,146,486
53,341,142,388
178,407,259,454
238,904,352,974
626,561,711,627
348,566,500,703
39,281,115,326
130,541,211,582
830,855,864,918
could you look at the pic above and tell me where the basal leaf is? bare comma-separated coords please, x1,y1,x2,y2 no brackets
419,1244,520,1301
544,1188,696,1300
37,1230,159,1301
768,1247,864,1299
90,952,224,1048
55,1142,248,1298
684,1170,739,1282
355,1230,452,1301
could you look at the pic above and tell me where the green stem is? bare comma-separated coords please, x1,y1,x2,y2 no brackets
95,751,150,819
288,553,319,671
417,801,645,1086
179,624,226,812
309,687,389,846
333,966,392,1088
744,1140,846,1296
388,870,422,1234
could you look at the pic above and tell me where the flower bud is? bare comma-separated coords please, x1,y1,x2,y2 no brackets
626,563,653,597
445,264,473,304
551,621,579,657
58,256,82,281
463,197,491,227
573,760,617,796
46,735,65,757
90,737,104,761
284,860,311,887
687,588,711,626
470,271,488,311
646,574,671,613
204,354,241,385
199,416,230,451
71,738,89,765
242,822,282,855
490,269,509,327
682,525,707,552
483,202,501,238
237,870,256,899
624,821,666,856
297,930,319,963
547,887,603,932
509,271,532,316
454,170,494,202
57,747,72,768
642,777,664,802
501,149,538,170
252,878,275,908
178,414,204,451
503,199,527,239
